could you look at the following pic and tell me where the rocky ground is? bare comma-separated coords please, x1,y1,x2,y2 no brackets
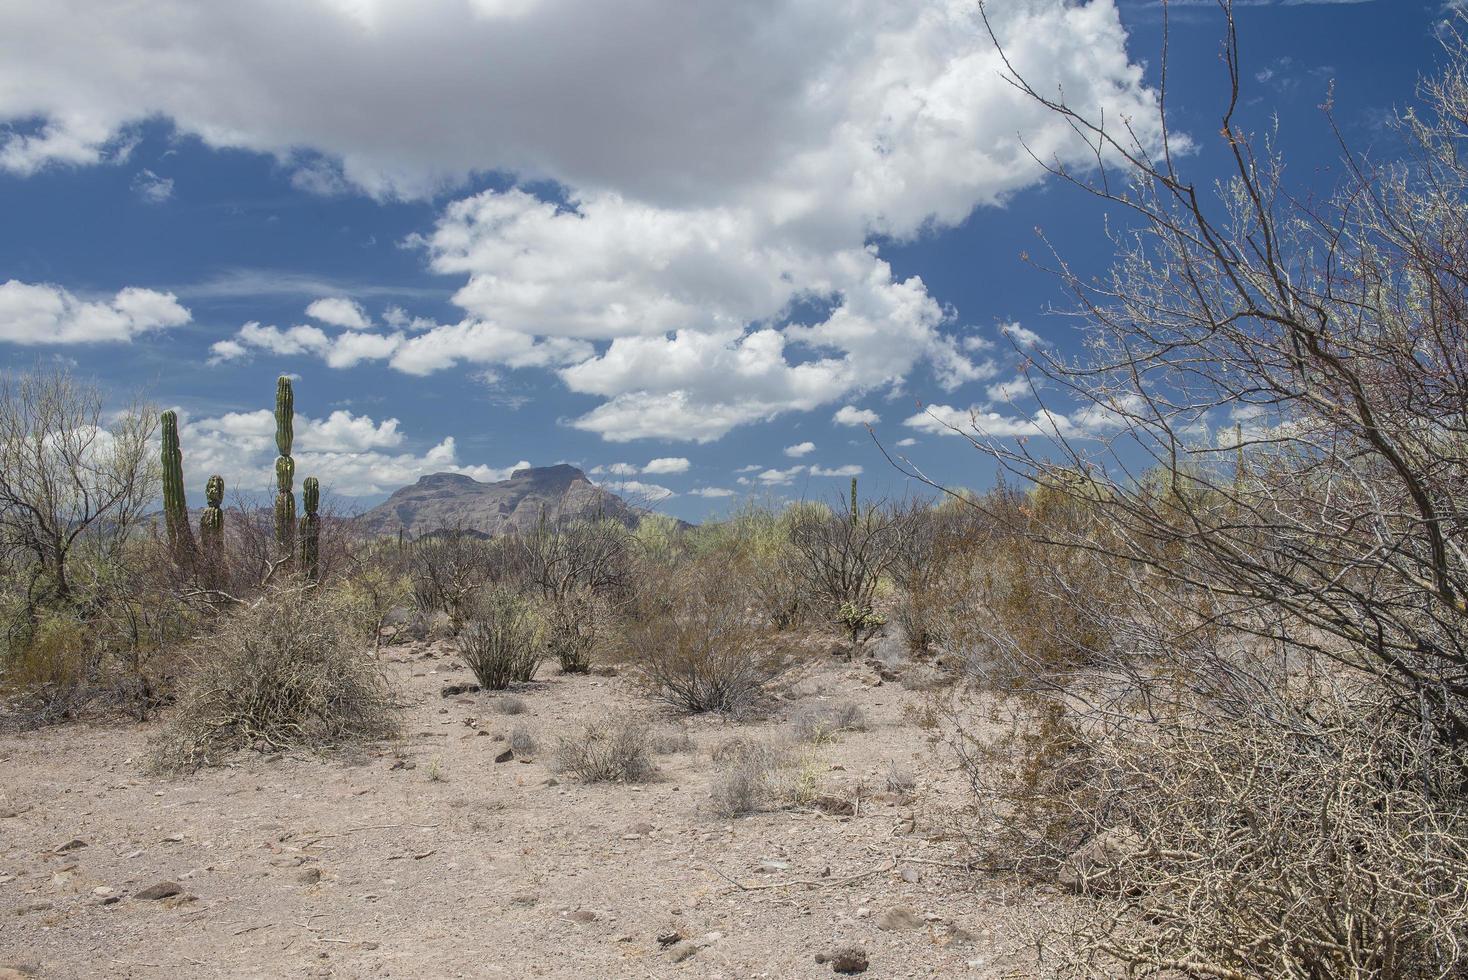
0,638,1053,979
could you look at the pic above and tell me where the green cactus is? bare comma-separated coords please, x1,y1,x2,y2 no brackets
299,476,321,582
849,476,859,528
199,474,225,587
160,410,196,562
273,377,296,559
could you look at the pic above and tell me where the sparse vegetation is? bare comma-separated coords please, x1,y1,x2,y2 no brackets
555,712,654,783
150,589,398,772
457,588,542,690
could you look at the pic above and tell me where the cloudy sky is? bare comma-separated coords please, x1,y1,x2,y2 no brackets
0,0,1448,518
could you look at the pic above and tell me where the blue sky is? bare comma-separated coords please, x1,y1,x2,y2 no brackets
0,0,1451,520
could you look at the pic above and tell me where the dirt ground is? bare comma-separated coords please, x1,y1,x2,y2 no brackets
0,639,1049,979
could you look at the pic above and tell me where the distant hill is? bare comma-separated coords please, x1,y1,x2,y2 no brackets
354,464,644,538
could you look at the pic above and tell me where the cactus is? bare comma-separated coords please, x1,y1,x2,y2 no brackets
199,474,225,584
849,476,859,527
299,476,321,582
160,410,196,563
273,377,296,559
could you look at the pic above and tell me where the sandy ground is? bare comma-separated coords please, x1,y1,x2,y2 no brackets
0,639,1047,979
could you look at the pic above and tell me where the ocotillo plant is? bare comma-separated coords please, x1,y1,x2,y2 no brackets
273,376,296,560
200,474,225,584
160,410,196,563
299,476,321,582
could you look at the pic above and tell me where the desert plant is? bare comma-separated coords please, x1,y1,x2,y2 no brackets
493,694,528,715
272,376,295,560
791,701,867,744
543,587,598,674
151,588,399,772
159,409,195,565
198,474,225,586
298,476,321,582
555,712,654,782
457,588,542,690
708,737,786,816
509,724,538,758
619,558,785,714
788,480,909,642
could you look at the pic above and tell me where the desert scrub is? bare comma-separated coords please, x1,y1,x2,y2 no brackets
791,701,866,744
151,589,399,772
619,557,786,715
708,737,787,816
509,724,538,758
556,712,654,782
457,588,542,690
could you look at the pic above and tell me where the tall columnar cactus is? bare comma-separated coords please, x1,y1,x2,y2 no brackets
160,410,196,562
273,376,296,559
849,476,859,528
299,476,321,582
199,474,225,580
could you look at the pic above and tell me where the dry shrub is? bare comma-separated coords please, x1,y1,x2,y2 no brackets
791,700,866,744
493,694,528,715
151,589,398,772
543,588,600,674
457,588,542,690
970,690,1468,978
708,737,787,816
650,726,694,755
556,712,654,782
619,557,786,715
508,724,538,758
2,611,89,728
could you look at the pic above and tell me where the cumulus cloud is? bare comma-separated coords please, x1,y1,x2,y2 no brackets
174,407,521,497
758,465,806,485
1,0,1164,441
131,168,173,203
0,280,189,345
642,456,690,475
689,486,735,498
810,464,862,477
1001,323,1044,348
784,441,816,458
905,397,1138,440
592,477,675,502
306,297,371,330
833,405,879,426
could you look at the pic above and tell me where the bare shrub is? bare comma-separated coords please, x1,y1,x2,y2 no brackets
708,737,786,816
884,761,916,794
650,727,694,755
407,526,499,632
788,480,910,642
555,712,654,782
543,587,600,674
619,558,785,715
151,589,398,772
493,694,528,715
791,701,867,744
457,589,542,690
508,724,538,758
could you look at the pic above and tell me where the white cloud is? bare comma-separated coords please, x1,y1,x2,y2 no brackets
1001,322,1043,348
131,168,173,203
810,464,862,477
642,456,690,475
593,477,675,501
0,0,1165,443
306,297,371,330
896,437,917,447
986,376,1033,403
589,462,639,477
758,465,806,485
833,405,879,427
173,407,517,497
784,441,816,458
0,280,189,345
905,397,1137,440
689,486,735,498
734,464,762,473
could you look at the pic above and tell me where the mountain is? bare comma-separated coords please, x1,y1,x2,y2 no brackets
354,464,643,538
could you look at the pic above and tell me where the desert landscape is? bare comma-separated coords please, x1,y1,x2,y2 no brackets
2,631,1046,980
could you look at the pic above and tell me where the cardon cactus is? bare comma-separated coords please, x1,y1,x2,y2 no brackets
273,377,296,559
299,476,320,582
199,474,225,581
160,410,196,563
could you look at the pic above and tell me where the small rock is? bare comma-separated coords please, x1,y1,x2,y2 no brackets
541,778,560,787
441,682,481,697
874,906,923,932
12,902,53,915
298,867,322,884
494,748,515,763
816,946,869,975
655,929,681,948
759,860,790,873
52,838,87,853
567,909,597,923
667,942,699,963
135,880,184,901
899,866,920,884
628,821,655,835
510,893,539,907
812,795,856,816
